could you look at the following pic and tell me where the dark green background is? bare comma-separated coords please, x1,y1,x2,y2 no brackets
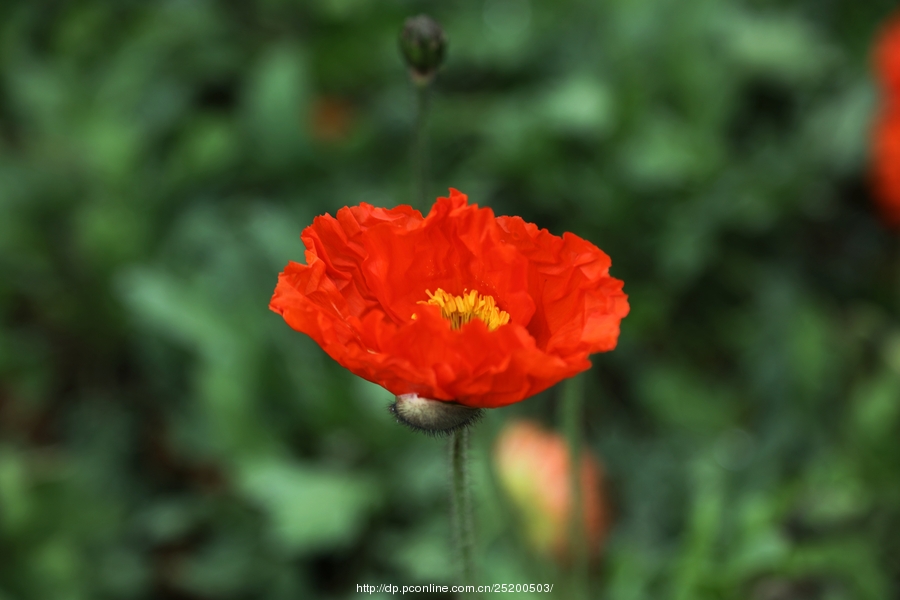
1,0,899,598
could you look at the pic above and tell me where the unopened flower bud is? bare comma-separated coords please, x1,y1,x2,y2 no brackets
399,15,447,84
390,393,481,435
494,420,610,562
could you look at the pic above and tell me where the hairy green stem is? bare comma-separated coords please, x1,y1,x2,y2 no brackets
561,375,589,599
412,81,431,210
450,427,475,586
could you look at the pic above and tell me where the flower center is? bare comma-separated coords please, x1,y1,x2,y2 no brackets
416,288,510,331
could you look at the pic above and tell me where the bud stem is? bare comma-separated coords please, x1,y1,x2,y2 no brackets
561,375,589,599
450,427,476,586
411,80,431,210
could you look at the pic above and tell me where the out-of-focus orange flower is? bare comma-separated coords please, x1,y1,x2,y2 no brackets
871,13,900,226
269,190,628,409
494,419,610,561
310,96,355,143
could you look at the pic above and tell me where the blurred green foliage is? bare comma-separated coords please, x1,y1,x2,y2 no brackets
1,0,900,598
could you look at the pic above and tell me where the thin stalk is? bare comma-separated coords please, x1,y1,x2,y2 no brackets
411,80,431,210
560,375,589,599
450,427,475,586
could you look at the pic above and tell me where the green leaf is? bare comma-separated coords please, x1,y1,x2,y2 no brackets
237,459,380,554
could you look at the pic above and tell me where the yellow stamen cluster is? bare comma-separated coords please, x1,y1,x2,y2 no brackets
416,288,510,331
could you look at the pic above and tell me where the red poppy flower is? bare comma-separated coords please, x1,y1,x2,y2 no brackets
269,190,628,409
873,13,900,226
872,110,900,226
875,12,900,97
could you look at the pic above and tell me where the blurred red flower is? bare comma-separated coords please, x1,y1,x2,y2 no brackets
269,190,628,408
875,12,900,96
494,419,610,561
872,13,900,225
872,110,900,225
